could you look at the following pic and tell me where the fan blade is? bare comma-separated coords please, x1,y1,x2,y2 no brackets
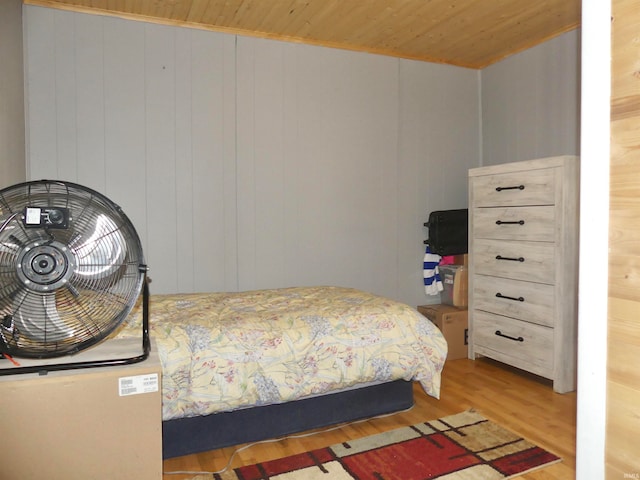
7,234,25,248
72,214,127,281
13,290,74,342
0,230,24,257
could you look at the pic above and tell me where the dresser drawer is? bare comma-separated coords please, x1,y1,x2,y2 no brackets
472,310,553,376
472,274,555,327
472,168,556,207
473,206,555,241
472,239,555,284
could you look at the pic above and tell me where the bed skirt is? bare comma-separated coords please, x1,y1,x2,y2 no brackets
162,379,414,459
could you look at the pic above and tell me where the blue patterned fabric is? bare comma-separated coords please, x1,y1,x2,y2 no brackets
423,245,443,295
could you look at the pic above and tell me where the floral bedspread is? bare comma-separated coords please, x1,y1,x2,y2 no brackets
115,286,448,421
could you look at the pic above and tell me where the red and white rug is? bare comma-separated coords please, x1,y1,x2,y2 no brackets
194,410,561,479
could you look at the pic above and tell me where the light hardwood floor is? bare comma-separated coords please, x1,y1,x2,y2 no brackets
162,358,576,479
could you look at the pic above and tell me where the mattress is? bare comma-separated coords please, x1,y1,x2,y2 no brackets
116,286,448,421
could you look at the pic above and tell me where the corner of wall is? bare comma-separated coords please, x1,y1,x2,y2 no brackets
0,0,27,188
477,68,483,168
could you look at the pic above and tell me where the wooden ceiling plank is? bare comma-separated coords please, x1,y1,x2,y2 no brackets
283,0,341,30
185,0,211,23
229,0,257,29
22,0,581,69
396,0,578,67
253,0,320,39
386,1,487,66
202,0,245,26
289,0,350,40
324,1,409,45
154,0,193,21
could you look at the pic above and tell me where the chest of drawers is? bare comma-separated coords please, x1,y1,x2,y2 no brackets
468,156,579,393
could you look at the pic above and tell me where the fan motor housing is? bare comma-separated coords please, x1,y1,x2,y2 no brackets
16,240,76,292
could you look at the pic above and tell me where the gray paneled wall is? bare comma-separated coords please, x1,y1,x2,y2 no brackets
22,7,580,306
24,7,240,296
481,29,581,166
0,0,26,188
235,38,403,295
397,60,481,302
23,5,480,306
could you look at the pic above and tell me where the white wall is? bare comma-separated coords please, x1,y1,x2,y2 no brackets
481,30,581,165
576,2,609,477
22,5,479,306
0,0,26,189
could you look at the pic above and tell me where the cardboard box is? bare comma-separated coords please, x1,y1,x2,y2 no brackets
452,253,468,266
439,264,468,307
0,339,162,480
418,304,469,360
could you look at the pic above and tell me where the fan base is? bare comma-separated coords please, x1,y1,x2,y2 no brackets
0,337,148,375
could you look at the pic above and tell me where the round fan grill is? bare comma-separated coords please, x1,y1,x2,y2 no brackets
0,180,146,359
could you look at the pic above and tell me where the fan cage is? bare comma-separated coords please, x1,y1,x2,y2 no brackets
0,180,148,366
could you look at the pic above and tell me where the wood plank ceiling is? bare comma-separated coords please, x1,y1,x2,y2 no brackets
24,0,581,69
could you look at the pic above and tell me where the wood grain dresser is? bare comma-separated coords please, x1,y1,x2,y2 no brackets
468,155,579,393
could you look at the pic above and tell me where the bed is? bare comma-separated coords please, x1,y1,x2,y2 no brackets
116,285,448,459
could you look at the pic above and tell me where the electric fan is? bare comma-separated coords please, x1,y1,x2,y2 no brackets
0,180,150,375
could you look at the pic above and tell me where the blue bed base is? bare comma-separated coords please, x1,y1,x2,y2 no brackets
162,379,414,459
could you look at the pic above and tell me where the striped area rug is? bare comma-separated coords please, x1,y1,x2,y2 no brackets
192,410,561,479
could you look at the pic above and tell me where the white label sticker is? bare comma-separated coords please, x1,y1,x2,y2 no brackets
25,207,41,224
119,373,159,396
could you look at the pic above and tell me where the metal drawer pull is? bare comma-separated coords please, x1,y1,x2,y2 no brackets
495,330,524,342
496,293,525,302
495,185,525,192
495,220,525,225
495,255,525,262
